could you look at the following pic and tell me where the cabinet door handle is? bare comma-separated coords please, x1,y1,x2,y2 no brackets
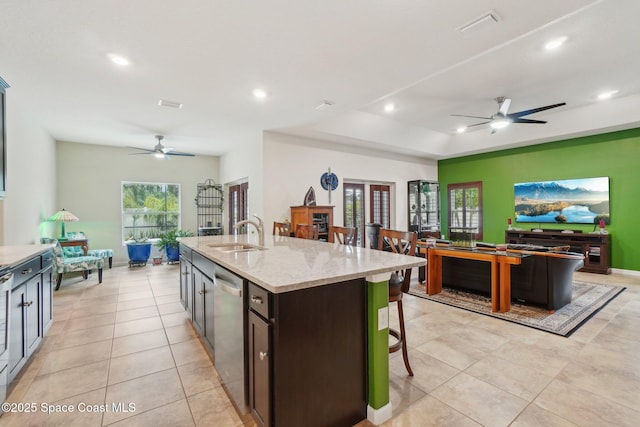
182,272,190,276
21,301,33,307
22,268,33,274
259,351,268,361
199,290,205,295
251,296,263,304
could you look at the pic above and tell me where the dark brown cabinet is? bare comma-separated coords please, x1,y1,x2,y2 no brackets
505,230,611,274
248,310,271,427
248,279,367,427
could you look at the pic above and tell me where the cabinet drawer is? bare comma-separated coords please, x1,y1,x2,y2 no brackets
13,257,41,287
192,251,214,279
179,244,192,261
41,250,54,269
248,282,271,320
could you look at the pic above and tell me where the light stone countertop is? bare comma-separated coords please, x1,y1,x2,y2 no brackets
0,244,54,270
180,234,425,293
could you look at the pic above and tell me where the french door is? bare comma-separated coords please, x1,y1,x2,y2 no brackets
370,184,390,229
343,183,365,247
228,182,248,233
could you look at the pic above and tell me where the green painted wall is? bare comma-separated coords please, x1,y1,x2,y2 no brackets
438,128,640,272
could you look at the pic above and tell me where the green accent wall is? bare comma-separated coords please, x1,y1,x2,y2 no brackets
438,127,640,271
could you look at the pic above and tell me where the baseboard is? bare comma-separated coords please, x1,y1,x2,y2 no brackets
611,268,640,277
367,402,392,425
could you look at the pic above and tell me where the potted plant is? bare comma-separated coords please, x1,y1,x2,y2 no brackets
125,233,153,267
155,229,194,264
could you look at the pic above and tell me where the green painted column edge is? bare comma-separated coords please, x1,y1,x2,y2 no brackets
367,278,389,410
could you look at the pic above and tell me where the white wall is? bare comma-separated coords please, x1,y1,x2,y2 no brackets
0,96,57,245
56,141,219,266
219,135,264,226
263,132,438,233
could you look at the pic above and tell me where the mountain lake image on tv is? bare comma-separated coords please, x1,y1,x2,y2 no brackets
514,177,610,224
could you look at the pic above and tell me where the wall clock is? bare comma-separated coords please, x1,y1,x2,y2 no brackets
320,171,339,191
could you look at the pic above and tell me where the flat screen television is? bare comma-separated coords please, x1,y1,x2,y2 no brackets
514,177,610,224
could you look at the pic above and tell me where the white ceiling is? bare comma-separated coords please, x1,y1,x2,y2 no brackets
2,0,639,160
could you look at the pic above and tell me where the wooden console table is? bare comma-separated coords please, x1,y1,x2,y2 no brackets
426,247,526,313
60,238,88,255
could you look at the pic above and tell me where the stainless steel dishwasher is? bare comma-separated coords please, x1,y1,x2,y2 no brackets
213,264,248,415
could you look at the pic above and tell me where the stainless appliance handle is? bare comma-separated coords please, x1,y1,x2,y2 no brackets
214,276,242,298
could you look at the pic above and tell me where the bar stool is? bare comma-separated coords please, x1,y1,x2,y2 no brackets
273,221,291,236
295,224,319,240
378,228,417,376
328,225,357,245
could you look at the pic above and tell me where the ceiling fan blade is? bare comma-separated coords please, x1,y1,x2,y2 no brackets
451,114,492,120
508,102,566,118
467,121,491,128
128,146,155,154
498,98,511,115
512,118,547,124
165,151,195,157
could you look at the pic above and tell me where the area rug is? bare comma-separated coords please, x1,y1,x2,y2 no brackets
408,281,625,336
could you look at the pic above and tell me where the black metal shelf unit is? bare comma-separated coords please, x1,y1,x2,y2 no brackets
196,179,224,236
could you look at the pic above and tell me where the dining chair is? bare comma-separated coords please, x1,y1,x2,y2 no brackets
295,224,319,240
328,225,357,245
272,221,291,236
377,228,417,376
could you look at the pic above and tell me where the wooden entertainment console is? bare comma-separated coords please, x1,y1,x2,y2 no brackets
505,230,611,274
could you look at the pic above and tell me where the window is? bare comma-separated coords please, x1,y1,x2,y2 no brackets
448,181,482,240
122,182,180,242
370,184,390,228
343,183,365,247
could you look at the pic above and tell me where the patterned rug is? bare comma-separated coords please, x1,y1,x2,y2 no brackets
408,281,625,336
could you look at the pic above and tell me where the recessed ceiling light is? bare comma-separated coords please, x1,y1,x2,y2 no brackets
107,53,130,66
384,103,395,113
597,90,619,100
158,99,183,109
544,36,568,50
252,88,267,99
456,127,466,134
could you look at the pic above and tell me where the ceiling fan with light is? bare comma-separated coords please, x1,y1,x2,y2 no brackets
129,135,195,159
453,97,566,133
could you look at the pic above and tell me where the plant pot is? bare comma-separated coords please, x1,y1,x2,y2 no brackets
127,242,152,266
152,256,163,265
165,244,180,263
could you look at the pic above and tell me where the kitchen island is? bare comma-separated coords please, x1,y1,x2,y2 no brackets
179,234,424,427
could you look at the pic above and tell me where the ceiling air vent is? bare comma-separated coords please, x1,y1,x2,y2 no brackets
158,99,183,109
456,9,502,34
315,100,335,111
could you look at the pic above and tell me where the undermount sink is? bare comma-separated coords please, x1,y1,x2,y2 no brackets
208,243,266,253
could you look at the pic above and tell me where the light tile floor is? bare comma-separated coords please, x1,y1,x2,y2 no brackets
2,266,639,426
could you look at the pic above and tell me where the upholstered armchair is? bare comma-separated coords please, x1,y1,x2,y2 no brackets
41,238,104,290
61,232,114,268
